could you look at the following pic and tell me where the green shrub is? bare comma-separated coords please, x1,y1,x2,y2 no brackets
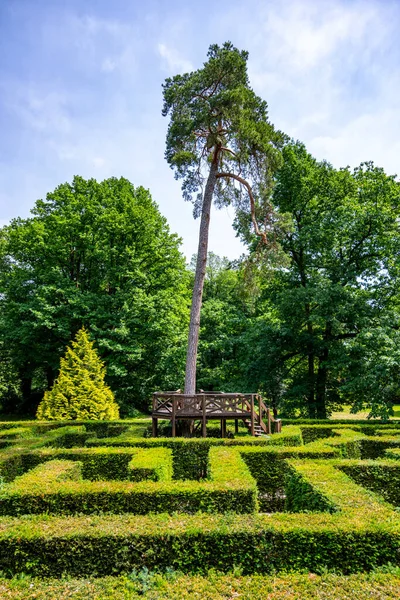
385,447,400,460
86,426,303,480
0,448,257,517
0,421,398,577
360,437,400,459
128,448,173,482
43,425,93,448
340,459,400,508
0,427,33,440
36,328,119,421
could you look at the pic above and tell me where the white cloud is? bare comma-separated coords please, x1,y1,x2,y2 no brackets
262,1,379,70
101,58,117,72
61,14,142,75
157,43,193,73
92,157,107,168
4,87,71,134
309,108,400,176
232,0,399,176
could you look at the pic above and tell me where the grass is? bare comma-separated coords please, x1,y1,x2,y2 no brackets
331,405,400,420
1,571,400,599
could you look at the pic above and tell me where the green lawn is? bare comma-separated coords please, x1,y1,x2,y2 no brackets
1,571,400,599
331,405,400,420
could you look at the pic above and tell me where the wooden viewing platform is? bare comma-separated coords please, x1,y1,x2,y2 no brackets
152,392,282,437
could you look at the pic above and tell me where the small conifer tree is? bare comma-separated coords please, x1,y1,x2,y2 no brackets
36,327,119,420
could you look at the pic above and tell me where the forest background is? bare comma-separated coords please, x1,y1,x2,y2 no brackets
1,136,399,420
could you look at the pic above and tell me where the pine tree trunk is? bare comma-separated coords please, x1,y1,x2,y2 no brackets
184,161,218,395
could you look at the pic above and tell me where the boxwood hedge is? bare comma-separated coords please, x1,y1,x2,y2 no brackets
0,421,397,577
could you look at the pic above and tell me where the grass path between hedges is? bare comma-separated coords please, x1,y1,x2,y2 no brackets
331,405,400,420
1,572,400,599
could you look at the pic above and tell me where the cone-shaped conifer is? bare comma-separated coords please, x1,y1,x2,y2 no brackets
36,327,119,420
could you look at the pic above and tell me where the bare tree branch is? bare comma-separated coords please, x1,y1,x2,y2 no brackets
216,171,268,243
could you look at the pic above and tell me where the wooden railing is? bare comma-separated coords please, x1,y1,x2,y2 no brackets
153,392,254,417
152,392,281,437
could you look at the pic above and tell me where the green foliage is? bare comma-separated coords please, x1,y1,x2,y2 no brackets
193,254,251,392
2,572,400,599
162,42,286,218
0,343,21,413
36,328,120,421
340,460,400,507
0,447,257,517
163,41,287,395
0,422,399,577
0,176,189,414
238,142,400,419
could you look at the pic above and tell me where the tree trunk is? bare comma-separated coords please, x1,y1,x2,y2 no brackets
315,356,328,419
307,319,316,419
184,161,218,395
20,374,32,403
46,366,55,390
315,324,331,419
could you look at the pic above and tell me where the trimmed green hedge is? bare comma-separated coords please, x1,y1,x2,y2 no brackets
0,421,398,576
239,442,337,511
340,459,400,508
360,437,400,459
128,448,172,482
10,459,83,486
0,487,396,576
43,426,93,448
0,448,257,516
0,427,33,440
385,447,400,460
283,418,400,426
0,447,142,482
86,426,303,480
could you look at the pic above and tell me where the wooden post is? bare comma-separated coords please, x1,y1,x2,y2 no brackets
250,394,255,436
235,419,239,434
202,394,207,438
221,419,226,438
258,395,263,428
152,418,158,437
172,397,176,438
267,407,271,434
274,419,282,433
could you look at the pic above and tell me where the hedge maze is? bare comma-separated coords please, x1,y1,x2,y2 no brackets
0,420,399,577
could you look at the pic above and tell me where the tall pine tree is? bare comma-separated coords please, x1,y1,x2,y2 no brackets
36,328,119,420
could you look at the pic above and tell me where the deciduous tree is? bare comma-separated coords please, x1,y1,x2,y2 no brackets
0,176,189,414
242,142,400,418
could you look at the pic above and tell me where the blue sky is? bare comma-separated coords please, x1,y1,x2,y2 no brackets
1,0,399,258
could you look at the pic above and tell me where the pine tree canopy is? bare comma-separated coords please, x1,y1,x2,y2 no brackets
36,328,119,421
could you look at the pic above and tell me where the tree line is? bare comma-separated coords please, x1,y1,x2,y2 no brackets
1,42,399,419
0,141,399,419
